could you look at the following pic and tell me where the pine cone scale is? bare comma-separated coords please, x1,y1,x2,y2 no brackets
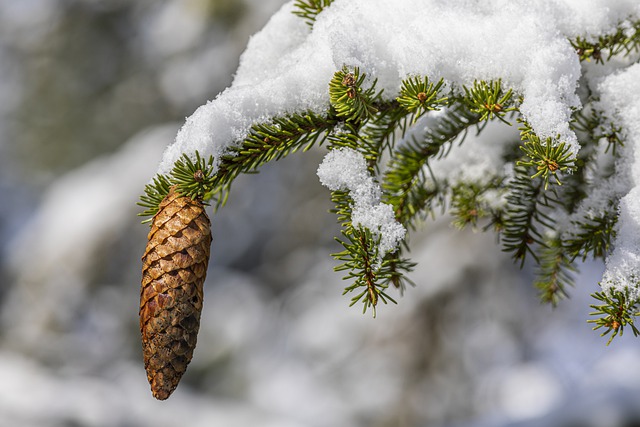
181,226,205,245
140,187,212,400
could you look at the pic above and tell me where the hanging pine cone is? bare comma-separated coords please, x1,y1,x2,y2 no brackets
140,186,212,400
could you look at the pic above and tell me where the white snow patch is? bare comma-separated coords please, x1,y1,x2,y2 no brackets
595,63,640,298
157,0,640,174
317,147,406,259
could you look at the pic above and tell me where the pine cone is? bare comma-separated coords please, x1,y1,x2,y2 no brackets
140,186,212,400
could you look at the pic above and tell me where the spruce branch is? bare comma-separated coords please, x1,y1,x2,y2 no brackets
135,6,640,355
328,189,401,317
501,166,553,266
327,123,382,171
292,0,335,27
565,209,617,261
329,66,379,124
138,174,172,222
138,111,336,219
450,179,505,231
397,76,448,123
211,111,337,206
324,135,413,315
360,103,414,170
571,19,640,64
462,79,516,125
517,123,576,190
171,151,216,200
334,226,400,317
383,102,483,226
589,288,640,345
534,235,576,306
138,152,215,222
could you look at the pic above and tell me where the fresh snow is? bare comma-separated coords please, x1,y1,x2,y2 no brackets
594,63,640,299
317,147,406,259
158,0,640,294
158,0,638,175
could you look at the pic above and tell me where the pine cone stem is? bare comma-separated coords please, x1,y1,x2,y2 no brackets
140,186,212,400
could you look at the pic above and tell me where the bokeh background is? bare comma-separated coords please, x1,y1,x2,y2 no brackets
1,1,640,426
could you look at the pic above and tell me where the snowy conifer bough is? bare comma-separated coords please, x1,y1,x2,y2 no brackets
139,0,640,398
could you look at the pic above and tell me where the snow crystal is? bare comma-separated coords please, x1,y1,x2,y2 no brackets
317,147,406,259
158,0,640,175
594,63,640,298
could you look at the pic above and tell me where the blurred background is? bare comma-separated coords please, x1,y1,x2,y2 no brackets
1,1,640,426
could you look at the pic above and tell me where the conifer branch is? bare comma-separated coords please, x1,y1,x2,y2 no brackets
450,179,505,231
564,209,618,261
383,102,483,226
329,66,379,124
210,111,336,208
517,122,576,190
501,166,554,266
138,174,172,222
571,19,640,64
138,111,336,218
535,235,576,306
292,0,335,27
138,152,215,222
397,76,448,123
334,226,399,317
136,20,640,340
325,131,414,315
328,187,411,316
589,288,640,345
462,79,516,125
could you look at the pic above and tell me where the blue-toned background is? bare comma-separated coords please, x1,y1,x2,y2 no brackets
1,1,639,426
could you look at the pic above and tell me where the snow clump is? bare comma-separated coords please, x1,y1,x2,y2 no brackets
317,147,406,260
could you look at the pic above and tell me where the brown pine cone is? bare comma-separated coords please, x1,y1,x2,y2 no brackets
140,186,212,400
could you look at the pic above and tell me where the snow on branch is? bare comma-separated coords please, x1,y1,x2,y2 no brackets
596,63,640,300
317,147,406,259
158,0,639,175
144,0,640,326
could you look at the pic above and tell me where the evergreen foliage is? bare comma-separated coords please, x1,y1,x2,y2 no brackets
570,20,640,64
589,288,640,345
328,66,380,123
518,124,577,190
139,11,640,342
534,236,576,306
383,101,482,227
463,79,516,125
293,0,335,27
397,76,448,123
